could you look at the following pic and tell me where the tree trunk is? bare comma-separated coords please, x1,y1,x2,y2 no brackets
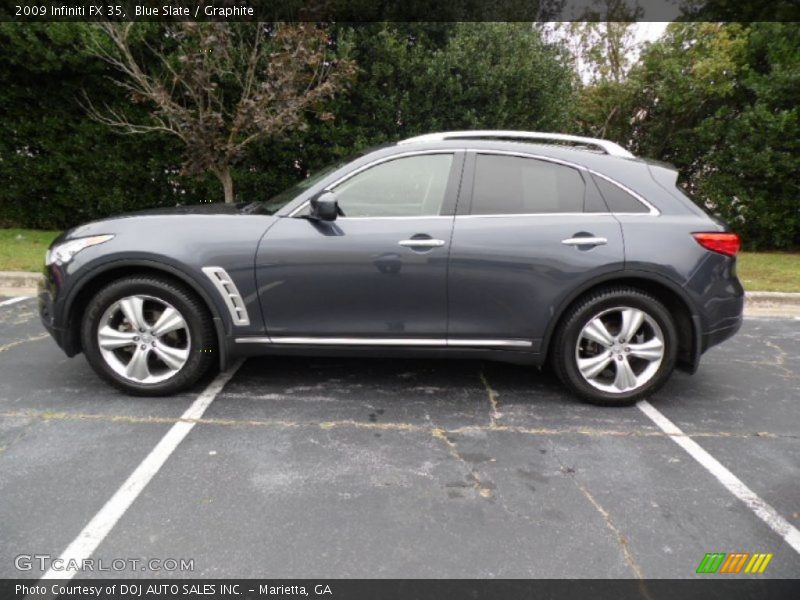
214,167,235,204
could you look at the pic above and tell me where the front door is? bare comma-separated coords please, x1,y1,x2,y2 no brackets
256,152,462,341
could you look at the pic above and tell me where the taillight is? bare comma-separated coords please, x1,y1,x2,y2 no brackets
692,232,741,257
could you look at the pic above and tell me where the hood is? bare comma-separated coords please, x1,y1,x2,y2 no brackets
119,202,250,217
55,202,273,245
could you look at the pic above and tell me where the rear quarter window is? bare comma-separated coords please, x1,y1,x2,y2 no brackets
591,174,650,214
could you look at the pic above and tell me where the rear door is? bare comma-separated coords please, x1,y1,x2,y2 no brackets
447,151,625,352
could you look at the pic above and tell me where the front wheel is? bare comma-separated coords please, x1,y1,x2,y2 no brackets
81,276,216,396
552,287,678,406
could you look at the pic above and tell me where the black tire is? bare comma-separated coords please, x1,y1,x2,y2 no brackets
81,275,217,396
551,287,678,407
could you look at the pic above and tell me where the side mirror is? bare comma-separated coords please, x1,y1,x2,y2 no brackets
309,191,339,222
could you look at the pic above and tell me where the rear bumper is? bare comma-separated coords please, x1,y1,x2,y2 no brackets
680,257,744,373
701,315,743,353
686,251,744,354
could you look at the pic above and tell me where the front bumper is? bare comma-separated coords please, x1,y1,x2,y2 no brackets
38,265,76,355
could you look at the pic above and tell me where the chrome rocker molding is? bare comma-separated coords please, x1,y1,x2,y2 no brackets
202,266,250,326
235,337,532,348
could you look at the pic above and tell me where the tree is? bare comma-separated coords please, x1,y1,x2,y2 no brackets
549,1,642,141
0,23,201,229
87,22,356,204
422,23,575,132
548,0,642,85
1,23,577,230
307,23,575,148
242,22,575,189
584,22,800,249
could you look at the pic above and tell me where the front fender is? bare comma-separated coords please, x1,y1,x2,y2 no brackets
55,257,234,369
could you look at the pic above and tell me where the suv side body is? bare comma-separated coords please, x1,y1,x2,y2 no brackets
39,133,744,403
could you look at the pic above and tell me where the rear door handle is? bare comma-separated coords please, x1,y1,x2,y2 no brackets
398,239,446,248
561,237,608,247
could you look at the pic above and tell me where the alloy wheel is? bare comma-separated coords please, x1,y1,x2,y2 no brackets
574,306,665,394
97,294,191,384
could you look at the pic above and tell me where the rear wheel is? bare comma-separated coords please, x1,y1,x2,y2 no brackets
81,276,216,395
552,287,678,406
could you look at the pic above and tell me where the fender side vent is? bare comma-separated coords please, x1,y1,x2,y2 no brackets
201,266,251,326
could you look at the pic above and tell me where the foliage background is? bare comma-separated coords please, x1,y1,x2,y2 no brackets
0,22,797,250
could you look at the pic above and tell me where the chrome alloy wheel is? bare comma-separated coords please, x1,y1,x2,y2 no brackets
575,306,665,394
97,295,191,384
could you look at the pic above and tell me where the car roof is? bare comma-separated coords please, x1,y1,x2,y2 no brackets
389,138,643,166
398,130,634,156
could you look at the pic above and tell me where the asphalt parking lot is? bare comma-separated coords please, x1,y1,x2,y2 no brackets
1,295,799,580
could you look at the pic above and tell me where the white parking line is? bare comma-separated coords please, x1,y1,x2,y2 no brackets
0,296,30,308
41,360,243,581
637,400,800,555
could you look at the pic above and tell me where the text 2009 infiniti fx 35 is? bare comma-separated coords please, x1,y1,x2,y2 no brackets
39,131,744,406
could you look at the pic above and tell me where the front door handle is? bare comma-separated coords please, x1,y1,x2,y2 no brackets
398,238,446,249
561,236,608,247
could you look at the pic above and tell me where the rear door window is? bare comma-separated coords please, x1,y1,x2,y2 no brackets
470,154,588,214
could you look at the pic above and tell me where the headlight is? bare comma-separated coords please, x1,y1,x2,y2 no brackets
45,235,115,266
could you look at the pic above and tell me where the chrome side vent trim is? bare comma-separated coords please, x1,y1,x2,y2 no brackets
201,266,250,326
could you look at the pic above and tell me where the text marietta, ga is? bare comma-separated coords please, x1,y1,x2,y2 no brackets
17,584,333,596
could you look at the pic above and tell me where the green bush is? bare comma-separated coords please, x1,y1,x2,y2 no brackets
4,22,796,250
0,23,575,230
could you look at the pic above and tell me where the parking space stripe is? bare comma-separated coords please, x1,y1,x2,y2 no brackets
0,296,30,308
637,400,800,555
40,360,243,581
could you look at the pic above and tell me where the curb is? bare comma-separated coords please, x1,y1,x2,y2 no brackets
745,291,800,305
1,271,800,315
0,271,41,290
744,291,800,317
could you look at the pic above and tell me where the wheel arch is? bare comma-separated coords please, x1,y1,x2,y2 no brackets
63,260,229,369
541,271,701,372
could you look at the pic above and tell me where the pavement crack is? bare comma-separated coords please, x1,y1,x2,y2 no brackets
764,339,795,378
718,341,798,380
0,333,49,354
479,367,502,428
319,419,423,432
0,417,38,455
432,427,494,500
571,476,649,584
551,444,649,587
0,410,796,441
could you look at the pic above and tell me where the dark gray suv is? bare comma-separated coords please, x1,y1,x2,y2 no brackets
39,131,744,405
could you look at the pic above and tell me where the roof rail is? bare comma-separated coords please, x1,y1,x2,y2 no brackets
398,130,635,158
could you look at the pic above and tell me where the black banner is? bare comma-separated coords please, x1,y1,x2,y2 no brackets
3,579,800,600
2,0,799,22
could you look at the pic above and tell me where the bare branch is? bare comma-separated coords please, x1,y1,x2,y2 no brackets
84,21,355,203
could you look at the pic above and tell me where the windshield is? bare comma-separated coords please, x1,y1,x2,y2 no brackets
249,146,392,215
255,160,348,215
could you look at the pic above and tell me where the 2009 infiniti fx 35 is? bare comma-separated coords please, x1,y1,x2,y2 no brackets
39,131,744,406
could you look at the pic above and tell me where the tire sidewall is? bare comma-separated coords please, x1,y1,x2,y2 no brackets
559,291,678,405
81,278,213,395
